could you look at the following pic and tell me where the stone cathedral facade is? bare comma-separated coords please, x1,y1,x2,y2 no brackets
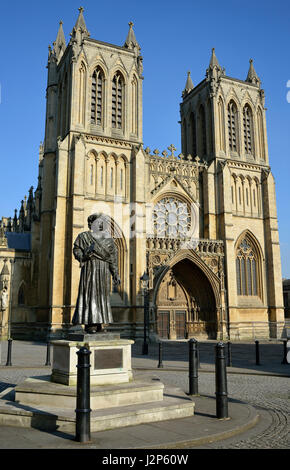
0,8,286,341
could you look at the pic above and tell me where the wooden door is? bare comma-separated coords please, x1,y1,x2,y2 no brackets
157,311,170,339
175,310,186,339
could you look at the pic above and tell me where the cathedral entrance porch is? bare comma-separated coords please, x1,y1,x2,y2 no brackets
154,258,218,340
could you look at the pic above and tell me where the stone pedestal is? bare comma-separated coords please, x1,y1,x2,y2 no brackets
51,333,134,386
0,330,195,432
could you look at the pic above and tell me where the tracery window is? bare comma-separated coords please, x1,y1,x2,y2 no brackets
243,105,254,155
91,67,104,125
153,197,191,237
236,237,259,296
228,100,238,152
112,71,124,129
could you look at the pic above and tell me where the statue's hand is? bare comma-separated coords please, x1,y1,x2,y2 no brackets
84,244,94,259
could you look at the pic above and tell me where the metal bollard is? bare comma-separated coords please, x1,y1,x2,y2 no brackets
75,346,91,443
188,338,198,395
281,340,288,365
45,342,51,366
227,341,232,367
6,339,12,366
157,342,164,368
196,342,201,369
255,340,260,365
215,342,229,419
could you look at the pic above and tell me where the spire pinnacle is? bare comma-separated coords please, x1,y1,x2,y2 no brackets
206,48,225,97
53,20,66,61
75,6,87,30
182,71,194,97
124,21,140,51
246,59,261,86
71,6,90,40
208,47,224,72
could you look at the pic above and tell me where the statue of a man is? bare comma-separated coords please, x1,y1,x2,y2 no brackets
72,213,120,333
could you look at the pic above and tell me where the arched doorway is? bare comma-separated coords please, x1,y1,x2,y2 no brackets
155,258,217,339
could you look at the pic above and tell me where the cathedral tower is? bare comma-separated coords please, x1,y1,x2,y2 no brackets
37,8,145,335
180,50,284,338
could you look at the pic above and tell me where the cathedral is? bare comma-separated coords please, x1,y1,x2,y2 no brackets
0,8,285,341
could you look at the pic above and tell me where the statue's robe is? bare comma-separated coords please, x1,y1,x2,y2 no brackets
72,231,119,325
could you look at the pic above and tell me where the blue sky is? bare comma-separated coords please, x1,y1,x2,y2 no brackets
0,0,289,276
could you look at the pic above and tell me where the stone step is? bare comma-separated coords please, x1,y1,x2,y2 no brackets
0,385,195,433
14,376,164,409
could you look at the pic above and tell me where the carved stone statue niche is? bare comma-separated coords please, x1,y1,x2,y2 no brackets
72,213,120,334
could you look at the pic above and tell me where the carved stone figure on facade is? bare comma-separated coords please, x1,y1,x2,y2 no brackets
0,286,8,311
72,213,120,334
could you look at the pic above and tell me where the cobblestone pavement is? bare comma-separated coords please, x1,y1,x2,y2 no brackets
2,368,288,449
137,370,290,449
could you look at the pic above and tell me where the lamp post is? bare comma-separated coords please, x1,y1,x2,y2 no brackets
140,272,149,355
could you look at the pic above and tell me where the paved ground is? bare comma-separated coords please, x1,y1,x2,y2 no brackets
0,338,289,452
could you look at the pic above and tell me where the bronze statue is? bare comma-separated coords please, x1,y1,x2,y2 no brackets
72,213,120,333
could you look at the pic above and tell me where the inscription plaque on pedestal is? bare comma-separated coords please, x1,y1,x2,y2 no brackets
94,349,123,369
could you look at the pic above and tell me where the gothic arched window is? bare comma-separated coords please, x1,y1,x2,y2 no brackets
78,64,86,126
153,197,191,238
182,119,187,156
257,108,265,160
131,76,138,134
112,71,124,129
218,97,225,152
190,112,197,157
198,105,207,157
236,236,260,297
243,105,254,156
91,67,105,126
228,100,239,152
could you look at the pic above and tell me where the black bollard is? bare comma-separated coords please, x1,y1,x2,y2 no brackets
196,342,201,369
75,346,91,443
215,342,229,419
188,338,198,395
157,341,164,368
45,341,51,366
281,340,288,365
5,339,12,366
255,340,260,365
227,341,232,367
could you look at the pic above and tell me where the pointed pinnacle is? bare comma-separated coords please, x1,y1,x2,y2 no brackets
124,21,139,49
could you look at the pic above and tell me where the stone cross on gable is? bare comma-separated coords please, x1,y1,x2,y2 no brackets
167,144,176,157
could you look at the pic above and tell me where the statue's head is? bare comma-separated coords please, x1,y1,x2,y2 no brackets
88,213,110,235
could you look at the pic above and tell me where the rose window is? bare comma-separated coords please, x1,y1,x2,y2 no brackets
153,197,191,237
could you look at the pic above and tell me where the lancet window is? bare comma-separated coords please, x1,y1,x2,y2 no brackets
112,72,124,129
228,100,238,152
243,105,254,156
91,67,104,125
257,108,265,160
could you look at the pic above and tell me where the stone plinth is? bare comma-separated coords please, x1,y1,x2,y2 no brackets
51,335,134,386
15,376,164,409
